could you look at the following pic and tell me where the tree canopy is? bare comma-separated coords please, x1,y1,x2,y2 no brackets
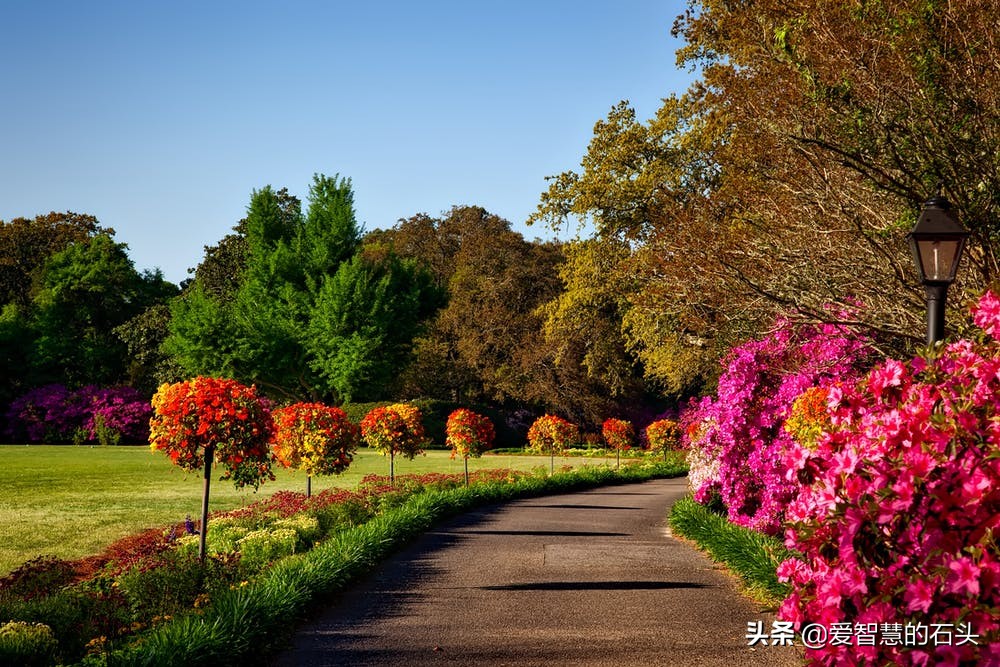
530,0,1000,393
167,174,440,404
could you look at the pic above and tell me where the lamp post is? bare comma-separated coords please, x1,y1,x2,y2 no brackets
907,194,970,345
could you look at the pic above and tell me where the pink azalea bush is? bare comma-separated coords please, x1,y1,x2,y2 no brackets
4,384,151,444
682,316,875,534
777,292,1000,665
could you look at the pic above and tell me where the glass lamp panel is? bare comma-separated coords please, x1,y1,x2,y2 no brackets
916,238,960,282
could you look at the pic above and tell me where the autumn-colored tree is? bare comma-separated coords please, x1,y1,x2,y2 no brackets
527,414,579,474
375,206,565,404
532,0,1000,385
645,418,681,460
149,377,275,559
445,408,495,484
359,403,426,482
272,402,359,496
601,417,635,469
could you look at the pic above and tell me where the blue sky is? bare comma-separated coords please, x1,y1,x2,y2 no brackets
1,1,696,284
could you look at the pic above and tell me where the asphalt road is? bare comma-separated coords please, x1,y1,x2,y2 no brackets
270,477,802,666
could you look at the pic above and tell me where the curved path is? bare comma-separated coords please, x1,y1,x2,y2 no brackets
271,477,802,666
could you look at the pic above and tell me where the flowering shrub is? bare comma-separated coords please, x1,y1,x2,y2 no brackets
445,408,495,459
359,403,425,460
271,403,358,477
527,414,578,455
645,419,681,455
601,418,635,452
782,386,832,451
0,621,58,667
3,384,151,444
681,317,875,534
149,377,275,489
777,292,1000,665
85,386,153,443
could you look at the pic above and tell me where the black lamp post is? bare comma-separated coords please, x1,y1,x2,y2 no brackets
907,195,970,344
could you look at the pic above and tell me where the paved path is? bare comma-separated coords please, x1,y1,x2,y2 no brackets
271,477,802,666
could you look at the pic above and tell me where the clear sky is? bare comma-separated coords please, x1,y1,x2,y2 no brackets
1,1,697,284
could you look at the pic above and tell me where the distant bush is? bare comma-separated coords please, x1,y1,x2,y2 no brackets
3,384,151,444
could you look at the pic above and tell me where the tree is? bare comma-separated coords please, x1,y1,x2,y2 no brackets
601,417,635,469
531,0,1000,385
527,414,579,474
445,408,495,485
378,206,565,405
0,211,107,308
306,245,442,403
271,402,359,497
149,377,275,560
113,304,186,395
360,403,426,483
166,174,439,403
539,239,651,405
30,234,177,387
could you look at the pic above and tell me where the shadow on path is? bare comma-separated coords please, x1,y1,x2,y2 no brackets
270,478,802,667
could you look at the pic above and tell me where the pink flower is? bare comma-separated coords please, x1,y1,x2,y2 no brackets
945,556,981,597
972,290,1000,338
904,578,937,613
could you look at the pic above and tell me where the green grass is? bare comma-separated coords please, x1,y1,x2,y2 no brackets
668,496,792,607
0,445,603,575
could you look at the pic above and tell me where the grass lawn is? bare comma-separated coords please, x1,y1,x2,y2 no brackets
0,445,604,574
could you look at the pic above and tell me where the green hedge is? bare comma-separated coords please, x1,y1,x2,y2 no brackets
668,496,791,606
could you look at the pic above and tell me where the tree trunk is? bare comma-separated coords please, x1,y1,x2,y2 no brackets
198,445,214,562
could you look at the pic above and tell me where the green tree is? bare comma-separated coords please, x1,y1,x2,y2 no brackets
113,304,186,395
166,174,438,403
539,239,646,399
31,234,177,386
0,304,33,408
0,212,107,308
306,245,442,403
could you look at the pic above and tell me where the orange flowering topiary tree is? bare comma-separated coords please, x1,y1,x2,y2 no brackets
360,403,425,483
645,418,681,460
527,414,578,474
149,376,275,559
445,408,496,485
601,417,635,469
272,402,359,497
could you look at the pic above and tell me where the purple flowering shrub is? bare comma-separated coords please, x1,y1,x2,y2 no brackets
777,292,1000,665
85,386,152,443
681,316,876,534
4,384,151,444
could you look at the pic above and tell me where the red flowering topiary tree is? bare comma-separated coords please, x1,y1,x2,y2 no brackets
645,418,681,461
360,403,425,483
272,403,359,497
601,417,635,469
527,414,578,474
149,377,275,559
445,408,496,485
